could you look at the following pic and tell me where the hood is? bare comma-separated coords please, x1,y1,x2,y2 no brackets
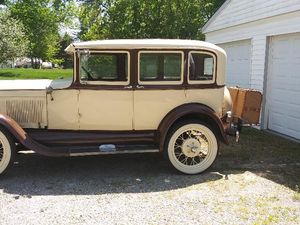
0,79,72,90
0,79,72,129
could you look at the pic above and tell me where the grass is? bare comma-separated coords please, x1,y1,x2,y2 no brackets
221,127,300,164
0,68,73,80
218,127,300,190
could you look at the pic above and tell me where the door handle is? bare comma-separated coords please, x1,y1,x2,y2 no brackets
136,85,144,89
124,85,132,89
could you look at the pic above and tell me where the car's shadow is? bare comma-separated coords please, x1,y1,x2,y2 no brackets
0,153,224,196
2,127,300,196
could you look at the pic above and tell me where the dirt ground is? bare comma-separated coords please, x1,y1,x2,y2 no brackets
0,128,299,225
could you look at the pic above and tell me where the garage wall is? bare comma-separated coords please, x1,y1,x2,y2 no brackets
206,11,300,91
266,33,300,139
218,40,251,88
203,0,300,33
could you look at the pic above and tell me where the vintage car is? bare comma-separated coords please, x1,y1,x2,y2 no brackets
0,39,240,175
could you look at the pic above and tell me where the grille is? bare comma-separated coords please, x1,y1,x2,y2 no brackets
6,99,45,124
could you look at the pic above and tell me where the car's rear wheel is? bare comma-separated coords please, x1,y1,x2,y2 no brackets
0,129,16,175
165,121,218,174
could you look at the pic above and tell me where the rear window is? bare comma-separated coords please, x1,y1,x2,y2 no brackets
189,52,215,82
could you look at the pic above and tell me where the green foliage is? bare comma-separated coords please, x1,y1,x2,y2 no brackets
56,33,74,68
8,0,77,67
10,0,60,63
0,10,28,63
2,0,225,69
0,68,73,80
79,0,225,40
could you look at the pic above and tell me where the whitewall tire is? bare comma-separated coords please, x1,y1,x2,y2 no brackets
0,129,16,175
166,122,218,174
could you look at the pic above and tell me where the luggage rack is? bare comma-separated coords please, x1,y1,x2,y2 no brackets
227,87,263,142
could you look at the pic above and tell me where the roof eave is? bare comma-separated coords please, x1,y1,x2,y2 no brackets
201,0,231,34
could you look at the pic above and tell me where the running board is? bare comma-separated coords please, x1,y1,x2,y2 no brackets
69,144,159,156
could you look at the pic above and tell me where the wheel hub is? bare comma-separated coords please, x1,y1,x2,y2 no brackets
182,138,202,157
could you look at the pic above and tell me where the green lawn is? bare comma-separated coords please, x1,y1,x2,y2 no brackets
0,68,73,80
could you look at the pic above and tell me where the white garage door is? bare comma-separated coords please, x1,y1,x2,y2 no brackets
218,39,251,88
267,33,300,139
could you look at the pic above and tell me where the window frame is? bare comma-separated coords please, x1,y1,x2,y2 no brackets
79,50,130,86
188,51,216,85
137,50,184,85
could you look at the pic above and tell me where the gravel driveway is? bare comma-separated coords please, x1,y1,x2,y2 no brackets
0,128,300,225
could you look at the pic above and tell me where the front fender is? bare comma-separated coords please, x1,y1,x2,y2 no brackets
157,103,229,151
0,114,68,157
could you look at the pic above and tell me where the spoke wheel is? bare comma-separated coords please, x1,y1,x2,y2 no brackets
0,129,16,175
166,122,218,174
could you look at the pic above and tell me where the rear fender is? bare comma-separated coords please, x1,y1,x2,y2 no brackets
157,103,229,151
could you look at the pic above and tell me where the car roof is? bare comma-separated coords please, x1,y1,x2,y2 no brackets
65,39,225,54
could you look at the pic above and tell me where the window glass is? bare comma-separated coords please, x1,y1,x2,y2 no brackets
80,53,128,82
189,53,214,81
140,53,182,81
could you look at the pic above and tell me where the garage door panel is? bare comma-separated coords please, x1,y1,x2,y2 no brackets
268,111,286,130
267,33,300,140
286,105,300,118
269,112,300,139
218,40,251,88
288,118,300,133
272,40,289,56
271,63,289,75
272,81,300,92
269,101,300,116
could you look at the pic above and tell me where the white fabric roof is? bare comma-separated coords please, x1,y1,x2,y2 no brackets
65,39,224,53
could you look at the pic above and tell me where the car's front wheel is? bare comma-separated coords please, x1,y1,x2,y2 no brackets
0,128,16,175
165,121,218,174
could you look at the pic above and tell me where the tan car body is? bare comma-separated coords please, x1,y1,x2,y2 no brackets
0,40,227,130
0,39,231,159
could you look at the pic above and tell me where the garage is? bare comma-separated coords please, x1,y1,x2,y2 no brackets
218,40,252,88
267,32,300,139
203,0,300,140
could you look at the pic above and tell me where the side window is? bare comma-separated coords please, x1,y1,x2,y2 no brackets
80,52,129,84
139,52,183,84
189,52,215,83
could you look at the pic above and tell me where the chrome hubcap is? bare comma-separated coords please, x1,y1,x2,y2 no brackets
182,138,202,157
174,129,209,166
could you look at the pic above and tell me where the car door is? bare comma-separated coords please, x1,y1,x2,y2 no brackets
133,50,186,130
78,51,133,130
47,89,80,130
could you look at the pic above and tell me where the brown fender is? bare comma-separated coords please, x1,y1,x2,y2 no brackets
0,114,68,157
157,103,229,151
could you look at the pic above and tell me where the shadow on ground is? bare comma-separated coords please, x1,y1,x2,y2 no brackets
0,153,223,196
0,128,299,196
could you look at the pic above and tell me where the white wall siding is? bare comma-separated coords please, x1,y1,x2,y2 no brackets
250,36,267,91
204,0,300,33
206,11,300,91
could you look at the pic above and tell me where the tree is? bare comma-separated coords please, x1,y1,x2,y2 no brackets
56,33,74,68
201,0,225,21
0,10,28,64
8,0,76,68
78,0,225,40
